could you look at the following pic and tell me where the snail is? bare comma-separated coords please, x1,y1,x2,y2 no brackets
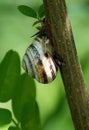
22,18,64,83
22,36,58,83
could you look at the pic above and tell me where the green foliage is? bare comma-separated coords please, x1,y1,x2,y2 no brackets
32,20,41,26
8,126,19,130
18,4,45,19
18,5,37,18
0,108,12,126
0,3,45,130
0,50,20,102
12,73,36,121
21,100,41,130
18,4,45,26
0,50,41,130
38,4,45,18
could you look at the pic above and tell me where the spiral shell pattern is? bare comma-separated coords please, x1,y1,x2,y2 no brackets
22,37,58,83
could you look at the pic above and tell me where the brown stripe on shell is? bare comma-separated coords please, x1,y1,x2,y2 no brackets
24,53,35,78
38,59,48,83
49,64,56,80
44,52,56,81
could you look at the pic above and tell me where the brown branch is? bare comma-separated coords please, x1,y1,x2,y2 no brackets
43,0,89,130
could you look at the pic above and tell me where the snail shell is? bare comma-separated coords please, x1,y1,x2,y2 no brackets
22,37,58,83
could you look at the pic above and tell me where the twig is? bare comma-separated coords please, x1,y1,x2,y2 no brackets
43,0,89,130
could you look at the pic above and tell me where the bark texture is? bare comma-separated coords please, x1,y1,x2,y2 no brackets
43,0,89,130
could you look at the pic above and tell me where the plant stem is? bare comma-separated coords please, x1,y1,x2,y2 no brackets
43,0,89,130
12,119,20,129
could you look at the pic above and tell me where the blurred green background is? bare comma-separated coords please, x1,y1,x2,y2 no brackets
0,0,89,130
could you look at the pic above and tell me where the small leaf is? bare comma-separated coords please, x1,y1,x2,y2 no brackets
8,126,19,130
0,50,20,102
0,108,12,126
32,20,41,26
12,73,36,121
21,100,41,130
18,5,37,18
38,4,45,18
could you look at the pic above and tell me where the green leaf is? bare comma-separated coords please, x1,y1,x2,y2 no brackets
0,108,12,126
18,5,37,18
12,73,36,121
32,20,41,26
8,126,19,130
0,50,20,102
38,4,45,18
21,100,41,130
